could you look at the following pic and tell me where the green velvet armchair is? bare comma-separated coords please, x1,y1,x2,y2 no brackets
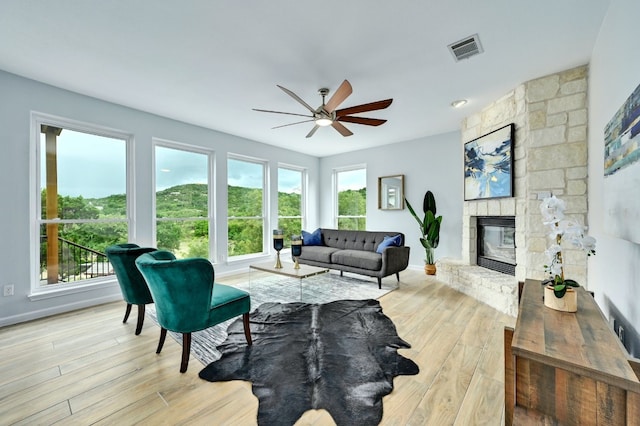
135,250,252,373
106,243,157,335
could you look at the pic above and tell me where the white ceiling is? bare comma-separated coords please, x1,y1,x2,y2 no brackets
0,1,610,157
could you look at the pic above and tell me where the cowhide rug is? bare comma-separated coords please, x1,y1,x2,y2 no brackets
199,299,419,426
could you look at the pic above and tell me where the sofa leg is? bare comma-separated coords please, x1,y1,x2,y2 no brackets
377,277,382,289
396,272,400,282
340,270,343,277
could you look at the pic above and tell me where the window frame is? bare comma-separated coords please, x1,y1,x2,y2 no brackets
152,139,215,260
333,164,367,230
30,112,134,296
227,153,269,260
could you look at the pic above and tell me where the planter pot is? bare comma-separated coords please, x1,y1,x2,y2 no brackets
543,285,577,312
424,264,436,275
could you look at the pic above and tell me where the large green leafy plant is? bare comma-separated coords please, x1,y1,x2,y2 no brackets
405,191,443,264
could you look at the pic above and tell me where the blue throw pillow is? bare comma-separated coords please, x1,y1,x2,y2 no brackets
302,228,322,246
376,234,402,254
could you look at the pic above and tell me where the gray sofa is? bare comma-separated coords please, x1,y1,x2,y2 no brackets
298,228,410,288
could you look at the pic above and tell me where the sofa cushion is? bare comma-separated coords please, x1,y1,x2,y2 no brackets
299,246,340,263
331,249,382,271
302,228,322,246
375,234,403,253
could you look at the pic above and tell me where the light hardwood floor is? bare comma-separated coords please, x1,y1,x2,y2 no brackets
0,269,515,425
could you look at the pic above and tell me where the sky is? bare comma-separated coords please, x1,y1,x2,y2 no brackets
40,129,314,198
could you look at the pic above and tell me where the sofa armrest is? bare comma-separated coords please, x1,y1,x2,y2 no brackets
380,246,410,275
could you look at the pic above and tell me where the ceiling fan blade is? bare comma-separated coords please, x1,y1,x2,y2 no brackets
337,116,387,126
306,125,320,138
277,85,316,113
335,99,393,116
331,121,353,137
253,108,313,118
271,119,315,129
324,80,353,113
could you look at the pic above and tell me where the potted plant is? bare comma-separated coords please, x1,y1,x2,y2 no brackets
540,195,596,312
405,190,443,275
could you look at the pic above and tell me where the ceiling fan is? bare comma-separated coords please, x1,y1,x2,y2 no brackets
253,80,393,138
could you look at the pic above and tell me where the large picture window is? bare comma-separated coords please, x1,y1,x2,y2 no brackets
278,166,305,247
227,156,266,257
155,143,212,259
335,166,367,230
35,117,130,290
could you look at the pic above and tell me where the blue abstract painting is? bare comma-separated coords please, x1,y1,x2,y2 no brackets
464,124,514,200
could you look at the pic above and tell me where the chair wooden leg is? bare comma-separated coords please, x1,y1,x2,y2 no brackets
157,328,167,354
243,313,252,346
135,304,145,335
180,333,192,373
123,303,132,323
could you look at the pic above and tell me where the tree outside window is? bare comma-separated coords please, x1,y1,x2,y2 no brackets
155,144,211,259
335,167,366,230
228,157,266,257
37,121,129,288
278,167,305,247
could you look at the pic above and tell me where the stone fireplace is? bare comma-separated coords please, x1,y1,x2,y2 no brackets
437,64,590,317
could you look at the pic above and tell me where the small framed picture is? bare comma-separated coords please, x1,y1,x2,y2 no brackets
464,123,514,200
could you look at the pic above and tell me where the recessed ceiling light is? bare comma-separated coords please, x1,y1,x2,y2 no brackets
451,99,468,108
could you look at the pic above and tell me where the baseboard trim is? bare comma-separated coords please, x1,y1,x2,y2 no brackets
0,293,122,327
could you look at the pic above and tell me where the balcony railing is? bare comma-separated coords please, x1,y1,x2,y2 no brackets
40,236,113,283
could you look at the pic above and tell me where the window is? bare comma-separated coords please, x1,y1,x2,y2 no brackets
35,117,129,290
155,143,211,259
227,156,266,257
335,166,367,230
278,166,305,247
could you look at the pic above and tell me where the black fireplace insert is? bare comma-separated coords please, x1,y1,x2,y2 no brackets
476,216,516,275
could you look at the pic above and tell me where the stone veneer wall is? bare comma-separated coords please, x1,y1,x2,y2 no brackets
437,65,590,316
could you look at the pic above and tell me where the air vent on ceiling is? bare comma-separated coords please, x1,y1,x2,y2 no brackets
448,34,483,62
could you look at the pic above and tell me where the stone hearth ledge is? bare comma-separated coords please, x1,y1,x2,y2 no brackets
436,258,518,317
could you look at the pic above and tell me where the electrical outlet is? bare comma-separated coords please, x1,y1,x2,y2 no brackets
3,284,14,297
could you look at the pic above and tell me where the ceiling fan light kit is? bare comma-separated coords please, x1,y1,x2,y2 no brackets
253,80,392,138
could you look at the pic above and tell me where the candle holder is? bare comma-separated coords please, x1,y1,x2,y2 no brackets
291,235,302,269
273,230,284,269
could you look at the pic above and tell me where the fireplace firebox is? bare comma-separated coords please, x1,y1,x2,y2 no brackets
476,216,516,275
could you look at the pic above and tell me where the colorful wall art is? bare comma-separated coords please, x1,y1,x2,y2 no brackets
603,82,640,243
464,123,514,200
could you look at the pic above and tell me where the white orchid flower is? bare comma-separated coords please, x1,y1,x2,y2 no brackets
539,196,596,285
540,195,566,223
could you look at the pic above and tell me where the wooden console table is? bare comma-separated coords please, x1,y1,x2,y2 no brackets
504,279,640,425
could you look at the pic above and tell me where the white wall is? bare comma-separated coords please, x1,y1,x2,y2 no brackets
0,70,319,326
589,0,640,355
318,132,463,267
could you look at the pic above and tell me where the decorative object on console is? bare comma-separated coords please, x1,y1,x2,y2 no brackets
291,235,302,269
253,79,393,138
464,123,514,200
273,229,284,269
378,174,404,210
540,195,596,312
405,190,442,275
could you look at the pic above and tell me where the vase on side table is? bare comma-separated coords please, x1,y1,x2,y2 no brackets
543,285,577,312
